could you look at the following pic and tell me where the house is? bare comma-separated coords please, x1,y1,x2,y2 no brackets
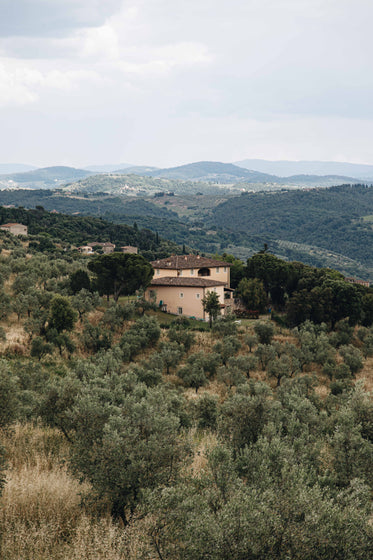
102,242,115,254
0,223,28,236
87,242,116,254
345,277,370,288
146,254,233,320
121,246,138,254
78,246,94,255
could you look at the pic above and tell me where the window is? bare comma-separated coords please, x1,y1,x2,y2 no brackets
190,269,194,275
156,269,160,275
178,307,183,315
178,270,183,276
223,266,227,272
180,292,184,298
196,293,200,299
216,267,220,273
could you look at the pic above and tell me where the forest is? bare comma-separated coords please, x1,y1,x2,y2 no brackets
1,183,373,280
0,224,373,559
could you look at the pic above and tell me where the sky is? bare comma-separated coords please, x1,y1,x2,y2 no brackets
1,0,373,168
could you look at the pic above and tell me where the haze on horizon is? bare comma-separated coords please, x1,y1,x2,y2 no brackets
1,0,373,169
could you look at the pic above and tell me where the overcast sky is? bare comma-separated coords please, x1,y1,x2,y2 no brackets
1,0,372,168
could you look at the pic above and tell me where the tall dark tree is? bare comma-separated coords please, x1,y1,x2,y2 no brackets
88,253,153,303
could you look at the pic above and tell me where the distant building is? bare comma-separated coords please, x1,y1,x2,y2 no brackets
78,246,94,255
87,242,116,254
146,254,234,320
345,277,370,288
102,242,115,254
0,223,28,236
121,246,138,254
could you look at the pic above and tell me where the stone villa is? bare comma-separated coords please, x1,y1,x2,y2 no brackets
146,254,234,321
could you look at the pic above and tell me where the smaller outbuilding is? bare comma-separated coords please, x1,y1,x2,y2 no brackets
0,223,28,236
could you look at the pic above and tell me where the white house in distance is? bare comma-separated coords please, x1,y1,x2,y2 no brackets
146,254,233,320
0,223,28,236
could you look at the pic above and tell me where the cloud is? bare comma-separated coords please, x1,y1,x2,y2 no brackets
1,0,373,165
0,0,124,37
0,58,99,107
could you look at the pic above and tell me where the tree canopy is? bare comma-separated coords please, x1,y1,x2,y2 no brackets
88,253,153,302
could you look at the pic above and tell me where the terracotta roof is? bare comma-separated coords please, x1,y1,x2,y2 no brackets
151,254,231,269
0,223,25,227
150,276,227,288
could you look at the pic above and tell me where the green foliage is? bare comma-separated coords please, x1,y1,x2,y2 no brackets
119,316,161,361
0,361,19,427
72,289,100,322
158,341,184,374
68,384,190,524
168,326,195,351
253,321,275,344
177,363,208,393
211,314,238,336
81,322,112,353
69,269,91,294
201,290,221,327
339,344,364,374
30,336,53,361
194,394,218,429
213,336,241,365
236,277,268,312
48,295,77,333
89,253,153,302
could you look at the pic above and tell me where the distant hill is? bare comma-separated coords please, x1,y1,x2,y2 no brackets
85,163,133,172
121,161,361,187
62,173,232,196
210,184,373,270
139,161,275,183
115,166,159,175
0,163,37,174
0,205,180,258
235,159,373,180
0,166,92,188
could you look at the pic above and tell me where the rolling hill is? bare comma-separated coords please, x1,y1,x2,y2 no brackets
235,158,373,180
0,166,92,188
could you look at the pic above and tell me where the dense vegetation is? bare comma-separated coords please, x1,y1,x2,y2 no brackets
2,183,373,279
0,232,373,558
0,206,180,260
211,184,373,269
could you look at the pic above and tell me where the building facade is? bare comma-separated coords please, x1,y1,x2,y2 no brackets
147,255,233,320
0,223,28,236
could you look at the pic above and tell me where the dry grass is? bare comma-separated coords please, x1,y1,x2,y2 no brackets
0,423,153,560
356,356,373,392
189,429,218,477
0,319,28,353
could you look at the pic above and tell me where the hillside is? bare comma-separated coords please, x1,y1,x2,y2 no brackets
0,206,180,258
236,158,373,179
0,242,373,559
139,161,275,183
62,172,232,195
114,161,359,187
0,166,92,188
211,184,373,270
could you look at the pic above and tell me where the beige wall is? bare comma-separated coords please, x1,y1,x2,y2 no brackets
0,224,27,236
154,266,230,286
147,285,225,321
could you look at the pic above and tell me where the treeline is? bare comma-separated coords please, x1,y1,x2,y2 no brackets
222,251,373,327
0,206,180,260
211,184,373,267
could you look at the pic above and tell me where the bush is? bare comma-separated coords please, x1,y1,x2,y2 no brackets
254,321,275,344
